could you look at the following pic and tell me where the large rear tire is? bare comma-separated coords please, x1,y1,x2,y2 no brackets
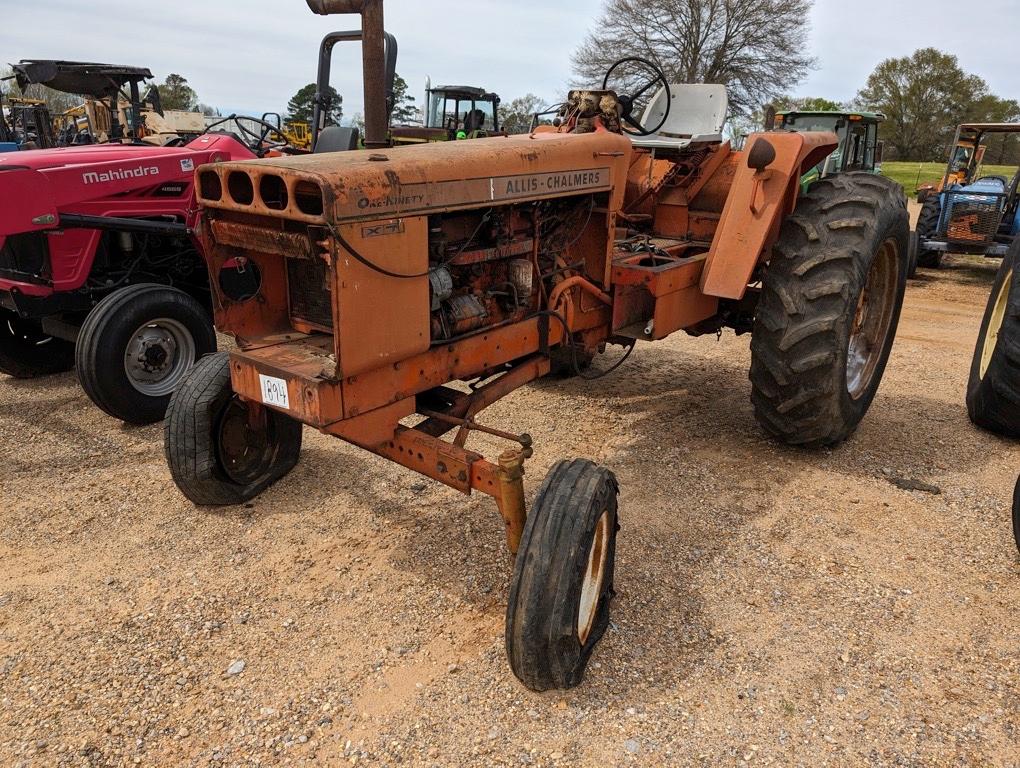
0,309,75,378
164,352,303,505
750,172,908,447
1012,474,1020,554
915,197,943,268
505,458,618,691
75,283,216,424
966,242,1020,436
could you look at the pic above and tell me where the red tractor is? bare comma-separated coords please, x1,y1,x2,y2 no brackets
0,62,297,423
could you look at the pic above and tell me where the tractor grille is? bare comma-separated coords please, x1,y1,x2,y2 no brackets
939,191,1006,244
287,257,334,330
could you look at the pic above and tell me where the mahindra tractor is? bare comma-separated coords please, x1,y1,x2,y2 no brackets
160,0,909,691
0,70,300,422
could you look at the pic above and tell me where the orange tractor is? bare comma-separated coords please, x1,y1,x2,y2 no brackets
164,0,909,690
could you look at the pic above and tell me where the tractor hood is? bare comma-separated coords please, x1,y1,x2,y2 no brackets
0,143,201,172
0,133,252,237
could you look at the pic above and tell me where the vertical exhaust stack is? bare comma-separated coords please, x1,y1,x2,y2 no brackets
305,0,388,149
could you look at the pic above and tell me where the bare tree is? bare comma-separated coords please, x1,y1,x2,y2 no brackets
572,0,816,116
501,94,547,134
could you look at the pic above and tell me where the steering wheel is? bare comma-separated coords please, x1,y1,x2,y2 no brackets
204,115,290,157
601,57,671,136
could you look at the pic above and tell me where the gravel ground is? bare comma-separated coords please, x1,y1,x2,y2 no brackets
2,241,1019,766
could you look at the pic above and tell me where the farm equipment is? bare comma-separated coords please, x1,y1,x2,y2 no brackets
0,92,56,149
389,83,501,145
771,110,885,192
0,109,298,423
163,0,909,691
967,237,1020,437
913,123,1020,270
10,61,154,144
262,113,313,151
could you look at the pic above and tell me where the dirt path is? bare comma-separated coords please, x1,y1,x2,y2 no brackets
1,252,1018,767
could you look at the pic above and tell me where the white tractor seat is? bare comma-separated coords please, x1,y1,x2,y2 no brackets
630,84,728,151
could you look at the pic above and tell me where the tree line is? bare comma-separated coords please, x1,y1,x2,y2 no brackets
564,0,1019,163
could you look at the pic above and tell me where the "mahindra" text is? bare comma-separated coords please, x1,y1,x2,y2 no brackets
82,166,161,184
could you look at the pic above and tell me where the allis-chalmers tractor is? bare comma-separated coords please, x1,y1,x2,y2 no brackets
164,0,909,690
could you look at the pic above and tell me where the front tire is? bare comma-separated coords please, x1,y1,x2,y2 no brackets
750,172,908,447
0,309,75,378
966,242,1020,436
915,197,943,268
505,459,619,691
164,352,302,505
75,284,216,424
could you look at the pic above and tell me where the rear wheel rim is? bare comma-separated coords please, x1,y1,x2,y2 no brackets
123,317,196,396
217,398,275,485
577,510,610,645
980,269,1012,379
3,314,57,349
847,239,899,399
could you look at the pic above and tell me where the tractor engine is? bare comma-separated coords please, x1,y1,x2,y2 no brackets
424,198,592,341
194,130,631,395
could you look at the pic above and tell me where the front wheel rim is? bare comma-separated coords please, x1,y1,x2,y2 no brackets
123,317,196,396
577,510,611,645
980,269,1012,379
216,398,275,485
847,238,900,399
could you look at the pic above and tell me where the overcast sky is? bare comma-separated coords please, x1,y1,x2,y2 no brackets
2,0,1018,119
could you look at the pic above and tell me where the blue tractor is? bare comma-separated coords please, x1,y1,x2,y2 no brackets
912,122,1020,274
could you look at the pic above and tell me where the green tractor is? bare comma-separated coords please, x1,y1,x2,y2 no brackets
771,109,886,193
390,83,500,146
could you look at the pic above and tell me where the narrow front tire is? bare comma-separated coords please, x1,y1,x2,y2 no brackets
75,283,216,424
164,352,302,505
505,458,619,691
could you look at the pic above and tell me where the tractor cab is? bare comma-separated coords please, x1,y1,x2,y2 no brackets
425,84,500,138
388,84,501,146
10,60,155,144
772,110,885,191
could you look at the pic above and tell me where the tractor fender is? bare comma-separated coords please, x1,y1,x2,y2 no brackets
699,131,838,300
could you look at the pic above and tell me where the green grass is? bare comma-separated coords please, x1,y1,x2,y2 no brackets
881,161,1019,192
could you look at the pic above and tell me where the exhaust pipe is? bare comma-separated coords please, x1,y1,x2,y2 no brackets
305,0,388,149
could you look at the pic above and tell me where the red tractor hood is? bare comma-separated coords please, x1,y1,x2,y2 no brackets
0,134,254,237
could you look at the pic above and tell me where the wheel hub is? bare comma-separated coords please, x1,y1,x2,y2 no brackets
123,317,196,396
217,399,274,485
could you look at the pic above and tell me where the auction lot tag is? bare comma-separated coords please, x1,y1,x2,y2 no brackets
258,374,290,409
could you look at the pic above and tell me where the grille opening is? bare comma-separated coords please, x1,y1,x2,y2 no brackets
294,180,324,216
227,171,254,205
287,256,333,329
198,170,222,201
259,174,289,210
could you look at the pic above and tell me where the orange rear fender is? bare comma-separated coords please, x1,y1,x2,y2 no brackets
698,131,838,300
